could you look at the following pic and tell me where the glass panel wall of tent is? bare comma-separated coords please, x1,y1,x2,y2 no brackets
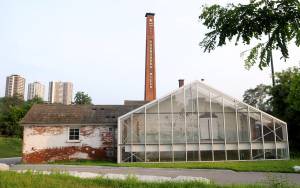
118,82,289,163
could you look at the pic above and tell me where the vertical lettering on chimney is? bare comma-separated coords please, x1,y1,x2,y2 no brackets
144,13,156,101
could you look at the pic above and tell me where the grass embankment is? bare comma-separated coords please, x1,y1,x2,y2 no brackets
0,137,22,158
0,171,297,188
53,159,300,173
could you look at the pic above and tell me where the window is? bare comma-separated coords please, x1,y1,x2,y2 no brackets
69,128,80,140
107,150,114,157
109,127,113,132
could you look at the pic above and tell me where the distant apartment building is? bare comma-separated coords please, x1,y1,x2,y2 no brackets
48,81,73,105
27,82,45,100
5,74,26,99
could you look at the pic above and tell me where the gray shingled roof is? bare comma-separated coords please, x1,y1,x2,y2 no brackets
21,104,143,125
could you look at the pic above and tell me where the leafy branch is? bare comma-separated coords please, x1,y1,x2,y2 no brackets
199,0,300,69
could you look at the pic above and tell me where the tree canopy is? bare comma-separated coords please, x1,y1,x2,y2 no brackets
243,84,272,113
199,0,300,70
243,67,300,150
74,91,92,105
0,96,43,137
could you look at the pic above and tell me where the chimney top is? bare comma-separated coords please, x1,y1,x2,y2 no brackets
145,13,155,17
178,79,184,88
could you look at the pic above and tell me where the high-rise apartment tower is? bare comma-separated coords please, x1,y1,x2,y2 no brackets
144,13,156,101
48,81,73,105
27,82,45,100
5,74,26,99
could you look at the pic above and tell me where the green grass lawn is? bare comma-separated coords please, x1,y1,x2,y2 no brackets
52,159,300,173
0,136,22,158
0,171,297,188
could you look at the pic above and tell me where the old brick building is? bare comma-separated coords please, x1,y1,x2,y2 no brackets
21,103,144,163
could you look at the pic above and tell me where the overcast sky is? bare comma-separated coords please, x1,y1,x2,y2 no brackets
1,0,299,104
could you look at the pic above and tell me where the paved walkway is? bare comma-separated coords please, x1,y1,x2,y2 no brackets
0,157,21,165
10,164,300,185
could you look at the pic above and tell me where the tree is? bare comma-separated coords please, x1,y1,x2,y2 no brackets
74,91,92,105
270,67,300,150
0,96,24,113
0,96,43,137
23,97,44,112
243,84,272,113
0,96,24,135
287,71,300,112
243,67,300,151
199,0,300,85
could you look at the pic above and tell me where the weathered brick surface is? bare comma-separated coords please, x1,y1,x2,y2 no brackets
22,125,117,163
22,146,115,163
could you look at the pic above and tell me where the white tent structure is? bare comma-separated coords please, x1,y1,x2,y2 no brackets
117,81,289,163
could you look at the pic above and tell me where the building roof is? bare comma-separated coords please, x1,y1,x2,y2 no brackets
123,100,148,106
21,104,143,125
119,80,286,124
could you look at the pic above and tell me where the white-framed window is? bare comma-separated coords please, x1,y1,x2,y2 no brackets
69,128,80,141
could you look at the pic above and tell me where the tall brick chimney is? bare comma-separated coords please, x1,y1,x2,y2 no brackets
144,13,156,101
